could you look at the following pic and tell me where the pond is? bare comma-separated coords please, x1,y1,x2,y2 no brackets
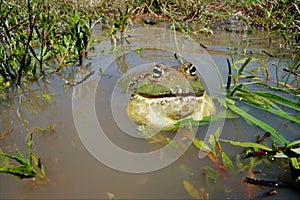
1,25,299,199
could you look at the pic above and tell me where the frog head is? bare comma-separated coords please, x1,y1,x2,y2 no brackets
121,62,216,130
130,62,205,98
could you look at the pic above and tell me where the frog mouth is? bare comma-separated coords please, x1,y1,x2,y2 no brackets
137,92,204,98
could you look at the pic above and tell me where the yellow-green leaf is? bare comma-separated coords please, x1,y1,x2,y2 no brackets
183,180,202,199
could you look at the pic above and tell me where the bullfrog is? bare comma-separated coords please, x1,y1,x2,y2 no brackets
118,62,216,130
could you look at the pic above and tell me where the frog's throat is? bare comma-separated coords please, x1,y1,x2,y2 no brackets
126,92,217,130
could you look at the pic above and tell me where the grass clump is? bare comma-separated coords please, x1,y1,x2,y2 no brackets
0,0,98,87
1,0,299,89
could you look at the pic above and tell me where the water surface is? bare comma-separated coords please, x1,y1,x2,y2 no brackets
0,25,299,199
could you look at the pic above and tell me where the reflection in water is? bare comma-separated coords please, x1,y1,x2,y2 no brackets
0,26,299,199
115,50,129,75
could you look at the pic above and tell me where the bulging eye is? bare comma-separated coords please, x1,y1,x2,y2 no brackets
183,62,197,77
189,64,197,76
152,64,164,78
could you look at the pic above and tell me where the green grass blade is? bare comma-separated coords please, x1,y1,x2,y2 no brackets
226,58,232,91
237,57,252,76
170,111,238,131
27,132,33,164
235,89,300,124
225,98,288,145
253,91,300,112
286,140,300,149
264,106,300,124
0,165,37,179
0,152,27,165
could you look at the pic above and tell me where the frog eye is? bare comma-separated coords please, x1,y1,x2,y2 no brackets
189,64,197,76
184,62,197,77
152,64,164,78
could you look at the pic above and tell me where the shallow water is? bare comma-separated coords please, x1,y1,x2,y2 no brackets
0,25,299,199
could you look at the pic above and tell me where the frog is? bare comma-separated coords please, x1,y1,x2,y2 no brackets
118,62,216,130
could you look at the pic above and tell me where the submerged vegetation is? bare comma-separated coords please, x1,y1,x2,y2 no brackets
0,0,299,198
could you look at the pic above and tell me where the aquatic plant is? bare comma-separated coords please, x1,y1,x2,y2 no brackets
224,53,299,142
109,6,132,50
0,0,98,88
183,180,209,200
186,127,300,199
221,138,300,183
0,132,46,179
0,0,298,90
182,129,233,198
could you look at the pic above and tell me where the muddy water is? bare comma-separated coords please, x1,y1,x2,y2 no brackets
1,26,299,199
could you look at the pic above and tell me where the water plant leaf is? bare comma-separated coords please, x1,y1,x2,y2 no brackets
208,135,216,150
203,166,218,184
193,138,212,153
220,139,273,151
27,132,33,164
0,149,9,167
9,149,28,165
42,93,52,101
290,158,300,181
235,89,300,124
0,132,46,179
221,152,234,170
286,140,300,149
183,180,200,199
253,91,300,112
226,58,232,91
291,147,300,155
237,57,253,76
274,152,289,158
170,110,237,131
225,98,288,145
0,165,37,179
290,158,300,170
